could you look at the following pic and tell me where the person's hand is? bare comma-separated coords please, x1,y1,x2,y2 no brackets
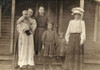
42,44,44,49
25,30,31,36
80,40,84,46
66,40,69,44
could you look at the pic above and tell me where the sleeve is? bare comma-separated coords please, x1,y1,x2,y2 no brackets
16,23,28,34
16,24,20,33
16,24,23,34
81,21,86,41
65,21,71,42
31,19,37,32
54,31,58,43
54,31,58,47
41,31,46,44
16,16,24,24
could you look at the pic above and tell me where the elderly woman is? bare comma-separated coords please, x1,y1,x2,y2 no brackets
64,7,86,70
16,8,37,69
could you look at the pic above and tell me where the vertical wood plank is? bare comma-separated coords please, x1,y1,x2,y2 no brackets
48,3,50,22
54,1,58,32
58,0,63,33
10,0,15,53
0,5,2,37
80,0,84,9
80,0,84,70
35,1,39,17
93,5,99,42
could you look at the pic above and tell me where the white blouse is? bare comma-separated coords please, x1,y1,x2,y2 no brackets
65,19,86,42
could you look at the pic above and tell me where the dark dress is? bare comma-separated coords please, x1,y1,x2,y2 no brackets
41,30,57,57
35,14,48,54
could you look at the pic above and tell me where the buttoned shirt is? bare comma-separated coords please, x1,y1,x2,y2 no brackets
65,19,86,42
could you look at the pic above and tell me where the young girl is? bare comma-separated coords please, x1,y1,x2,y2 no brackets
56,32,66,58
64,7,86,70
41,22,57,70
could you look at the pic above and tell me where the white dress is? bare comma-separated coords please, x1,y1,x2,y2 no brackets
17,18,37,67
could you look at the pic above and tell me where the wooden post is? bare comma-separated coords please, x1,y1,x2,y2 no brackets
48,3,50,22
35,2,39,17
10,0,15,53
94,5,99,42
80,0,84,9
58,0,63,33
55,1,58,32
80,0,84,70
0,5,2,37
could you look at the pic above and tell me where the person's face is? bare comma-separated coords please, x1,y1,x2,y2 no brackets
28,9,33,17
47,23,52,29
23,12,28,18
39,7,45,14
74,13,81,20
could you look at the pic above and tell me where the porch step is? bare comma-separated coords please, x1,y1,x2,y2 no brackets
0,60,15,70
0,55,13,61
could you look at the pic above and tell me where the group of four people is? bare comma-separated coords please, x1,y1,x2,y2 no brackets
16,6,86,70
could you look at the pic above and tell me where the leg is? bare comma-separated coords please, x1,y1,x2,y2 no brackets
28,35,35,66
43,56,46,70
18,36,28,68
48,57,53,70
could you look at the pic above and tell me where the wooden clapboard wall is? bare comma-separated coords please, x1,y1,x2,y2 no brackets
0,16,11,55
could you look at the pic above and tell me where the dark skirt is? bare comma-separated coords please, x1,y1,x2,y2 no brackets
34,27,46,53
63,33,84,70
43,41,55,57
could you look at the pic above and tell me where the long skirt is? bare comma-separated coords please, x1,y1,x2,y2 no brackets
34,27,46,54
43,42,55,57
63,33,84,70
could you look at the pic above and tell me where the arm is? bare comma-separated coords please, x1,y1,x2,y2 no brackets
16,16,24,24
65,21,71,43
81,21,86,43
16,24,21,33
31,19,37,32
41,31,46,44
54,31,58,45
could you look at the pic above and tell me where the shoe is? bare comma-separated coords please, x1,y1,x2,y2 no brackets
43,67,45,70
49,65,53,70
21,65,27,69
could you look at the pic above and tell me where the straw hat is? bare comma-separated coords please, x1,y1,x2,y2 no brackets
71,7,84,15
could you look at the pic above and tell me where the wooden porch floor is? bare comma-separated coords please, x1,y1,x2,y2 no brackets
0,56,100,70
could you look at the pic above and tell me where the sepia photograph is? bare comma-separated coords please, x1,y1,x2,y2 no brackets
0,0,100,70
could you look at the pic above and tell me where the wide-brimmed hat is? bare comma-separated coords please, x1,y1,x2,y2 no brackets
71,7,84,15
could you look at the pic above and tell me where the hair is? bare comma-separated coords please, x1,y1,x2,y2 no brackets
22,10,28,15
28,8,35,18
47,22,53,26
46,22,54,30
39,5,44,9
28,8,33,12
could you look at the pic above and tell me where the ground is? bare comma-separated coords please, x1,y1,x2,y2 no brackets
0,56,100,70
